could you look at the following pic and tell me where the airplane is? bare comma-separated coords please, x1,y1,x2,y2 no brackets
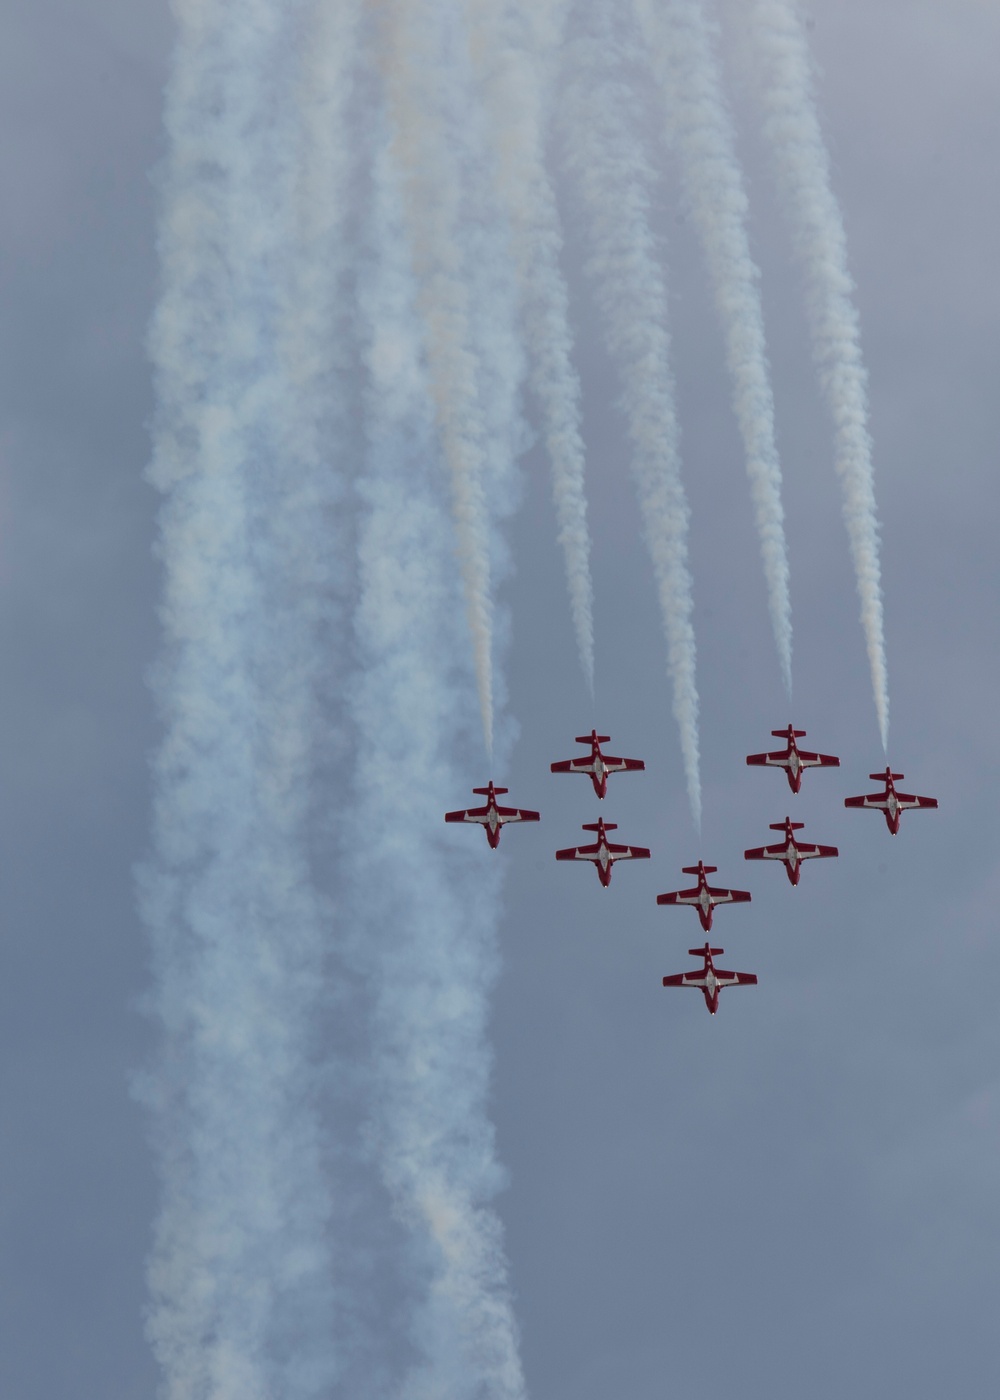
555,817,650,888
662,943,758,1015
656,861,752,932
746,725,840,794
744,817,838,886
844,767,938,835
444,782,540,849
550,729,645,799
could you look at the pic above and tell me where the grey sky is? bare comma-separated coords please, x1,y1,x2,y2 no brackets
1,1,998,1397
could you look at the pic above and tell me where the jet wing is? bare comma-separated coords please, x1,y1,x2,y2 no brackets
744,840,837,861
604,840,651,860
792,840,839,860
554,840,648,861
747,745,838,768
494,804,540,825
798,748,839,769
661,972,709,989
896,792,938,811
844,792,887,811
706,882,751,903
550,755,644,776
550,757,593,775
747,749,785,769
661,970,756,989
657,884,703,907
446,804,539,826
713,970,758,987
445,804,490,824
656,884,750,908
600,754,645,774
845,790,936,812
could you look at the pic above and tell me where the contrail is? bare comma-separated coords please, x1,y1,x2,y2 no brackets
561,7,702,828
379,0,506,758
347,139,527,1400
139,2,358,1395
464,0,596,695
635,0,794,696
746,0,889,747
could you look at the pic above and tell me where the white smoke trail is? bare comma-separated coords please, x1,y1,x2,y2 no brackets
464,0,596,694
347,139,526,1400
635,0,794,696
139,2,359,1395
379,0,504,757
561,9,702,828
746,0,889,747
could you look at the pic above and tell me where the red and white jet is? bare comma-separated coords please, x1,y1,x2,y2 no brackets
844,767,938,835
444,783,540,849
550,730,645,799
662,943,758,1016
744,817,839,886
656,862,752,932
746,725,840,794
555,817,650,888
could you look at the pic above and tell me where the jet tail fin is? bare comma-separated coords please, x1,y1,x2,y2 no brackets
582,821,615,832
690,945,724,959
683,863,716,875
473,785,507,796
576,732,611,745
870,770,904,782
773,726,806,738
770,819,803,830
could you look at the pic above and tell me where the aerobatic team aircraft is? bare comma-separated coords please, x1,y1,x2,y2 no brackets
555,818,650,888
744,817,839,886
444,783,540,849
746,725,840,793
844,767,938,835
656,862,752,932
662,943,758,1015
550,730,645,799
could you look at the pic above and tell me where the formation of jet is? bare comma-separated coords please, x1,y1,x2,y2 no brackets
555,818,650,888
550,730,645,799
444,782,539,849
844,767,939,835
746,725,839,794
445,724,938,1016
662,943,758,1015
744,817,839,886
656,862,751,932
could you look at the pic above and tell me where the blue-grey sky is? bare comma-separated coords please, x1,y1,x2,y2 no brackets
1,2,998,1397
